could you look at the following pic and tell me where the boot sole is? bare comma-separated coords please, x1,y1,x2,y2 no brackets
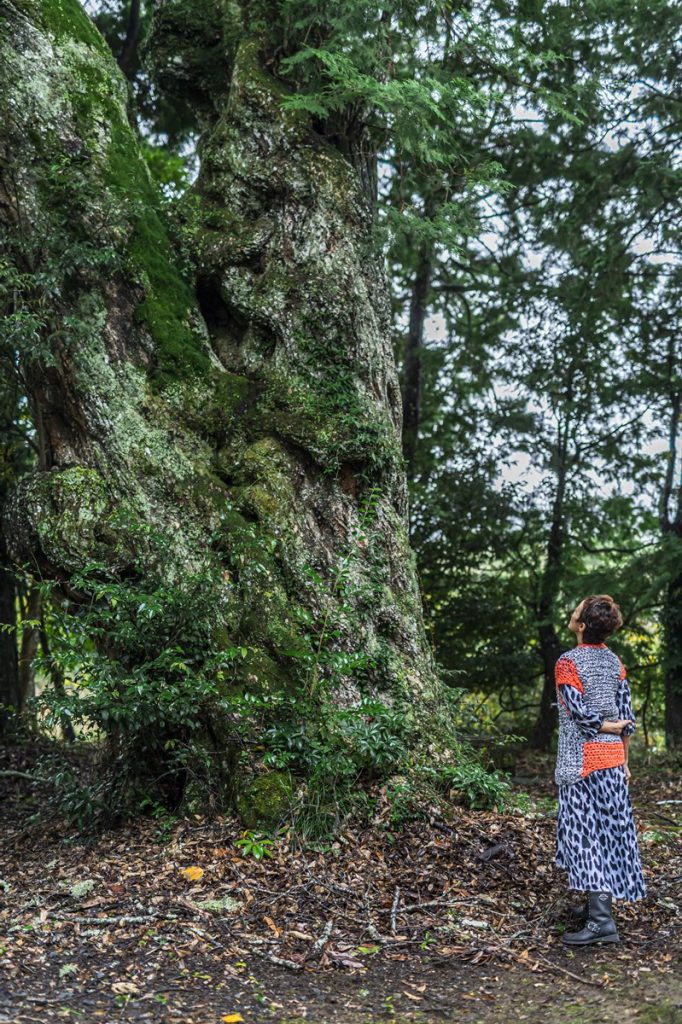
562,934,620,946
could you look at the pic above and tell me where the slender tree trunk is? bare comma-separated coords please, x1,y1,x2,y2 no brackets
530,456,567,751
663,561,682,747
532,618,563,751
0,529,19,734
660,380,682,747
117,0,141,80
402,250,432,481
38,620,76,743
17,584,41,712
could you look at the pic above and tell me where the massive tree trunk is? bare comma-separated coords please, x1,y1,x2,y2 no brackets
0,0,450,811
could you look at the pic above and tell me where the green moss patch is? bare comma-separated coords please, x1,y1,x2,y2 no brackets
236,770,294,829
16,0,111,57
104,123,210,390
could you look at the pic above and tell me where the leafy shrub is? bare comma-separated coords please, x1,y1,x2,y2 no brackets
16,495,504,836
25,533,245,825
437,761,512,812
235,831,275,860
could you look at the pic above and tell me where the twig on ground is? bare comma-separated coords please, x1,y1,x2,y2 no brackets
184,924,229,952
262,952,304,970
651,812,678,826
525,950,605,988
52,914,173,926
310,918,334,957
400,898,471,913
391,886,401,934
362,885,384,943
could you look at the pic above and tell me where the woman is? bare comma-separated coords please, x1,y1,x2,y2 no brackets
554,594,646,945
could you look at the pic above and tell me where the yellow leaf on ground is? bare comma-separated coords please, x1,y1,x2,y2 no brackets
222,1015,244,1023
181,866,204,882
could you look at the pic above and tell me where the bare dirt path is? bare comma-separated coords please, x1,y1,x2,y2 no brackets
1,747,679,1023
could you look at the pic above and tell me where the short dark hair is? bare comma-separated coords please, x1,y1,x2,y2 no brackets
579,594,623,644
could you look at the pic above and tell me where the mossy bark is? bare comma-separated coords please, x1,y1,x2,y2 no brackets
0,0,451,816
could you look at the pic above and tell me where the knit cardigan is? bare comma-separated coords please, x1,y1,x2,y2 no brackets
554,643,635,787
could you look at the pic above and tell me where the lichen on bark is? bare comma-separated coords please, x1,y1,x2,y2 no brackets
0,0,456,822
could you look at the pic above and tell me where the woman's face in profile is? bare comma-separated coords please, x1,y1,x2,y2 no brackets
568,599,586,635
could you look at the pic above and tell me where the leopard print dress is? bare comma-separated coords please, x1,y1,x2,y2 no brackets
554,645,646,901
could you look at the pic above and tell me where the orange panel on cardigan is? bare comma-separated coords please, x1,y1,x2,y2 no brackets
555,657,584,693
581,740,625,778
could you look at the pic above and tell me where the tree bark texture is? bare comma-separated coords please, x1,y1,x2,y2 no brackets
0,1,449,795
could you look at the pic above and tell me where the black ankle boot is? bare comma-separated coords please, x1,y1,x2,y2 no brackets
562,891,619,946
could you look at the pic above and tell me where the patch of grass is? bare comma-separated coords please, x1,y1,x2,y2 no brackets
637,1001,682,1024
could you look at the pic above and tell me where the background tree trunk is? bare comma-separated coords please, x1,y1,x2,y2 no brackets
530,448,567,751
660,382,682,748
17,584,41,713
402,250,432,483
0,0,450,806
663,564,682,748
117,0,141,80
0,530,19,735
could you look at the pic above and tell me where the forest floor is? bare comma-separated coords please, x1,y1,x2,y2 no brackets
0,745,680,1024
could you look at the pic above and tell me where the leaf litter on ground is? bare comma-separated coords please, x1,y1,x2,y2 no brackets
0,748,679,1022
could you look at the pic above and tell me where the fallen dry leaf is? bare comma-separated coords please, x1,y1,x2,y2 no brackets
111,982,139,996
181,866,204,882
264,915,281,936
